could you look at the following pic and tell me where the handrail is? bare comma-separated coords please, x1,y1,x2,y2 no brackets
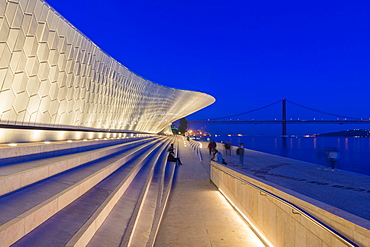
210,162,359,247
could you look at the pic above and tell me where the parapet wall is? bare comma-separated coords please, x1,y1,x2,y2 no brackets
210,162,368,247
0,0,215,135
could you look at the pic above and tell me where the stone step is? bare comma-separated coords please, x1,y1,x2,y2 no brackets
11,140,168,247
88,141,177,247
0,138,164,247
65,139,171,247
128,150,170,247
0,137,148,165
119,143,168,247
146,158,177,246
0,137,159,196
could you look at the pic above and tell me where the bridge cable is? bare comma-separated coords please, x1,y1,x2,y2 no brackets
287,100,361,120
209,100,281,120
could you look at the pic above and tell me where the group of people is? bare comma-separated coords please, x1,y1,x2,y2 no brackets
208,141,223,163
168,140,339,171
167,140,246,167
208,140,245,166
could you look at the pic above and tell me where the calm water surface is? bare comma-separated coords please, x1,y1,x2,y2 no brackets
211,136,370,176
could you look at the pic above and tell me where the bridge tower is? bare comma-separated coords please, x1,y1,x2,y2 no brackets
282,98,287,136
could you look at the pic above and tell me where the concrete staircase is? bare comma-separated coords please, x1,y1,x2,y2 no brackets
0,136,178,247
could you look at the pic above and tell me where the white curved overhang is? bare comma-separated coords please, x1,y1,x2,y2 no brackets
0,0,215,135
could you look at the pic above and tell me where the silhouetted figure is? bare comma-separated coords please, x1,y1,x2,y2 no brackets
224,142,231,155
236,143,245,167
167,143,175,152
167,151,182,165
327,147,339,170
208,140,216,155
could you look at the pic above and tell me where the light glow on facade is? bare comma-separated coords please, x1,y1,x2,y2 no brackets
0,0,215,138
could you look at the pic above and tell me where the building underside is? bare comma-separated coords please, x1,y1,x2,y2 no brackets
0,0,215,142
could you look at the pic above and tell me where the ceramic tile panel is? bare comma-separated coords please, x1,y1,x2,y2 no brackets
25,0,36,14
0,20,10,43
0,0,7,16
0,0,215,135
18,0,28,12
4,2,18,25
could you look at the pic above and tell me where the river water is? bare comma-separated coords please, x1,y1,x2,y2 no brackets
209,136,370,176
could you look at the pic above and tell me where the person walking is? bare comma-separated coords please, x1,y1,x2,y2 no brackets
224,142,231,156
327,147,339,171
236,143,245,167
208,140,216,155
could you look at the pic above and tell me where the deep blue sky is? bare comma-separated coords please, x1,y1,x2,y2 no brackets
45,0,370,135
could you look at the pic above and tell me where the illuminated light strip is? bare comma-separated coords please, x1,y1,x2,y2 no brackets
213,164,358,247
8,143,17,147
44,141,51,144
218,188,274,247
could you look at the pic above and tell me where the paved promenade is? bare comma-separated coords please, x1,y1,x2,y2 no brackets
213,142,370,229
155,140,265,246
156,140,370,246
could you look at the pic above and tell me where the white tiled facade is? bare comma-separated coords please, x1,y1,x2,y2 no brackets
0,0,215,135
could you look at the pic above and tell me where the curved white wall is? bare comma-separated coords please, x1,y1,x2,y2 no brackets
0,0,215,135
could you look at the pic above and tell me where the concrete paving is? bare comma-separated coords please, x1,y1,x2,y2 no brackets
213,142,370,229
156,139,370,245
155,140,265,247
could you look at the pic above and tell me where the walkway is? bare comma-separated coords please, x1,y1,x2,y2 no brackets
214,142,370,228
155,140,265,246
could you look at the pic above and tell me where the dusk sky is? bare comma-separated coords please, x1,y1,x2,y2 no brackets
45,0,370,135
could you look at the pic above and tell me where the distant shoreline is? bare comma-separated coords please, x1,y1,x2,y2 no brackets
189,129,370,138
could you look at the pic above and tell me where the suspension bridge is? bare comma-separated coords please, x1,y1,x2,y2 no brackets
187,99,370,136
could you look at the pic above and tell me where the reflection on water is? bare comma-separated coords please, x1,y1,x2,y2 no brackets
212,136,370,176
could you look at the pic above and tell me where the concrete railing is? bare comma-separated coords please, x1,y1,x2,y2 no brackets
210,162,367,247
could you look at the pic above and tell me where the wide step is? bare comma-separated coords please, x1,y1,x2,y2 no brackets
89,142,178,247
0,136,181,247
0,137,156,196
0,137,164,246
11,142,163,246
